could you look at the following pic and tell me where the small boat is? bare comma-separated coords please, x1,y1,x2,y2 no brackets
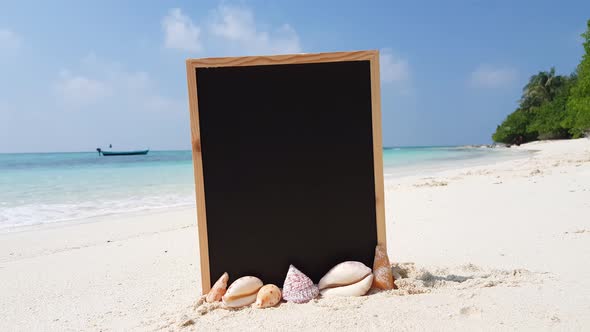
96,148,149,156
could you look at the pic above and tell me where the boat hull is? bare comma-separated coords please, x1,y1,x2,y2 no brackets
101,149,149,156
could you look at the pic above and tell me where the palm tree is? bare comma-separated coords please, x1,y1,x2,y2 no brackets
520,67,565,110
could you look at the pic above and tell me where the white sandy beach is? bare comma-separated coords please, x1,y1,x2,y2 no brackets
1,139,590,331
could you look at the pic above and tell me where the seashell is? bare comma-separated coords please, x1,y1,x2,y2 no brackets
282,265,319,303
318,261,372,290
206,272,229,303
372,244,395,290
320,273,373,297
255,284,282,308
222,276,263,308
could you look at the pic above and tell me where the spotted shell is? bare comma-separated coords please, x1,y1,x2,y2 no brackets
255,284,282,308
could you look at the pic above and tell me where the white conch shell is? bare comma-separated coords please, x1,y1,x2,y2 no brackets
222,276,263,308
318,261,372,290
224,293,258,308
320,273,373,297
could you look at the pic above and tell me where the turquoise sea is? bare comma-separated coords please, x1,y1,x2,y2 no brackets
0,147,527,231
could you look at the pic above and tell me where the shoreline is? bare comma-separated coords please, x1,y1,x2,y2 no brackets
384,147,534,180
2,144,534,235
0,204,196,235
1,138,589,331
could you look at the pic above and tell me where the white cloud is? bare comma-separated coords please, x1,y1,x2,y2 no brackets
55,70,111,107
380,49,410,83
162,8,202,53
0,28,22,53
209,5,301,55
161,5,301,55
470,65,517,88
54,54,182,112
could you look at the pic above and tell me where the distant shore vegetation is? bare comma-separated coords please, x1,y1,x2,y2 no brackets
493,20,590,145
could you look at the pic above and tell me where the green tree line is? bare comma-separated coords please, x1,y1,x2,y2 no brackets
492,19,590,144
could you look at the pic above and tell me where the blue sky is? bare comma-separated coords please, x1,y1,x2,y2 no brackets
0,1,588,152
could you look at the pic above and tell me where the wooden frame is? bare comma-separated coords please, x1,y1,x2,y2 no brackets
185,50,386,293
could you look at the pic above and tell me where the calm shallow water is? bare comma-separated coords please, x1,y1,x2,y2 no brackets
382,146,527,177
0,147,527,230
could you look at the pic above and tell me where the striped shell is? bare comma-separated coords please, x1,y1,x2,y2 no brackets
282,265,319,303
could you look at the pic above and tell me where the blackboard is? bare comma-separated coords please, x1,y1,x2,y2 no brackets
185,51,386,293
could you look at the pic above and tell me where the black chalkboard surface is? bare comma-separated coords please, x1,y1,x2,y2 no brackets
186,51,386,293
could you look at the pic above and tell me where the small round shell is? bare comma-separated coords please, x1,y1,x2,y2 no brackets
255,284,282,308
